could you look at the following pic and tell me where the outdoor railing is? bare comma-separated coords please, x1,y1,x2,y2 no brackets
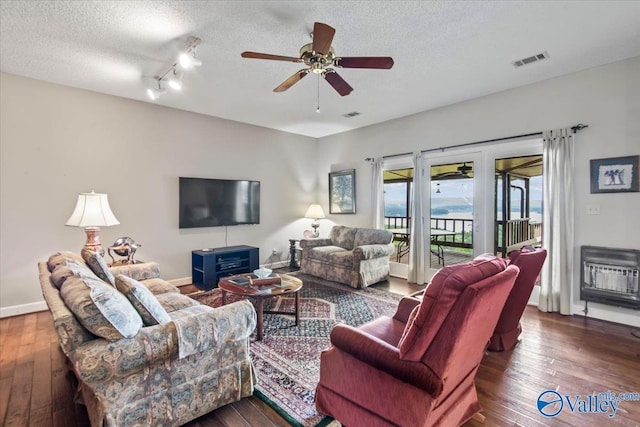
385,216,410,229
385,216,543,255
430,217,473,248
384,216,473,249
495,218,543,256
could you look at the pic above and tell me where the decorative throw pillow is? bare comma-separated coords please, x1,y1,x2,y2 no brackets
115,275,171,326
139,278,181,295
81,249,115,286
60,275,142,341
154,292,200,313
47,251,85,271
50,257,99,289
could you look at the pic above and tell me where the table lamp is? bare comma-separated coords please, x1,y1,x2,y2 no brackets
304,203,326,238
65,190,120,255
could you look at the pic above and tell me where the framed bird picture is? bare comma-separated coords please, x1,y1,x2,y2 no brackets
590,155,639,193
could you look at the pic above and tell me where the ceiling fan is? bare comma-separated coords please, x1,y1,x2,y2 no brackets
241,22,394,96
458,163,473,177
434,163,474,179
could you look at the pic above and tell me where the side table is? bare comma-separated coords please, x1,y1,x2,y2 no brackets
289,239,300,270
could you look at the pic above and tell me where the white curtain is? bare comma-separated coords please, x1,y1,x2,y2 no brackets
539,128,574,314
408,152,426,285
371,158,385,229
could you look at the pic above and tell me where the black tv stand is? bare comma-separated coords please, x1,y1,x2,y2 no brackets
192,245,259,291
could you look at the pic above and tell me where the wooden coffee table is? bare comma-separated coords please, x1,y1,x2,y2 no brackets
218,274,303,340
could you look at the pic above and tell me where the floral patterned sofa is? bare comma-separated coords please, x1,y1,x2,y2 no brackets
39,251,257,427
300,225,395,288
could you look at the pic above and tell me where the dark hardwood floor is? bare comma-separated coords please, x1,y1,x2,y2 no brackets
2,275,639,426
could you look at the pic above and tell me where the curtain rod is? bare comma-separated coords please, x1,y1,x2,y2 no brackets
365,123,588,162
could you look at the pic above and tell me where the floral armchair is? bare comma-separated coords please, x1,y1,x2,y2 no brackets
299,225,394,288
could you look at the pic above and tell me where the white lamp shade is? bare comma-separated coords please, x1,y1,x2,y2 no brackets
304,204,326,220
65,191,120,228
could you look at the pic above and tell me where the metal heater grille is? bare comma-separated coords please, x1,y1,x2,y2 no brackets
580,246,640,310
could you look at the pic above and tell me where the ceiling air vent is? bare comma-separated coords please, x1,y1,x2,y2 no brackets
342,111,361,118
513,51,550,68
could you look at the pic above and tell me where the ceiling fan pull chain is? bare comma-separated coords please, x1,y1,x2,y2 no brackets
316,74,321,113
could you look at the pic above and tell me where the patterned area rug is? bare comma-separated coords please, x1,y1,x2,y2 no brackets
190,272,402,427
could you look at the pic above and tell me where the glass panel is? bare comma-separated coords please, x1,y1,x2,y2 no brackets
384,182,409,229
494,154,543,256
384,168,413,264
430,161,475,268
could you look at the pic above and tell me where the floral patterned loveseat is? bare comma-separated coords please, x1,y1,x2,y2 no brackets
300,225,395,288
39,251,257,427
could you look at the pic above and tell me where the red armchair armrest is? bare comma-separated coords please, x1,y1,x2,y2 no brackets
329,323,443,396
392,296,421,323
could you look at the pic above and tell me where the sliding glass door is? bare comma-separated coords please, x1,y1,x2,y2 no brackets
378,138,542,281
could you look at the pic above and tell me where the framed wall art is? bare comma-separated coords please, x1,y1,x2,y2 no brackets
329,169,356,214
590,155,639,193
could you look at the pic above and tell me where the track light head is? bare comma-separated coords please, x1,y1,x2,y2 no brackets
179,51,202,69
167,69,183,90
146,36,200,99
147,81,166,100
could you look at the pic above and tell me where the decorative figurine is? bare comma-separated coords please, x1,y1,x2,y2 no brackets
107,237,141,266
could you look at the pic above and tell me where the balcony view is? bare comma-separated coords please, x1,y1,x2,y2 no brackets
384,155,543,268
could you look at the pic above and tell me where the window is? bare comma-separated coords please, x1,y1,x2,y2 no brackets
383,168,413,229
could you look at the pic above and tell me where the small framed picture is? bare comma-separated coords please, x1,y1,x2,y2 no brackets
590,155,639,193
329,169,356,214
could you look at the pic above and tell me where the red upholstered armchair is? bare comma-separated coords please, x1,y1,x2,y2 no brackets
488,247,547,351
315,255,520,427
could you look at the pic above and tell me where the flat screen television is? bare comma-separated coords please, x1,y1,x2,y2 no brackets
179,177,260,228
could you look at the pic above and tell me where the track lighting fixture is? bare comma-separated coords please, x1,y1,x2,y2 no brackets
179,51,202,69
167,70,183,91
146,81,166,100
146,36,201,100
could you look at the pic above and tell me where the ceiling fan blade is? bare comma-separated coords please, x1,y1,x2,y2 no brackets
335,56,394,69
241,51,301,63
312,22,335,55
323,71,353,96
274,69,309,92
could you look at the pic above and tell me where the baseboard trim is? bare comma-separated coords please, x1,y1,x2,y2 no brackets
0,301,48,318
268,260,290,269
571,302,640,327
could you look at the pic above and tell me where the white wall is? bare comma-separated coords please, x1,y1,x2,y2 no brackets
0,73,317,312
317,56,640,326
3,57,639,326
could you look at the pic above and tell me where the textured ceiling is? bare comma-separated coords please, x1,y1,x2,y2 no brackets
2,1,640,138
